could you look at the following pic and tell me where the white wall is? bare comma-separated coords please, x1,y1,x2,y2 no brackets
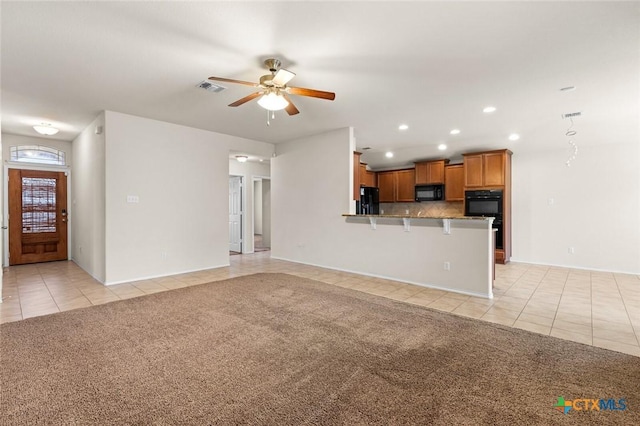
70,114,106,281
229,159,270,253
103,111,273,284
271,127,493,296
512,141,640,273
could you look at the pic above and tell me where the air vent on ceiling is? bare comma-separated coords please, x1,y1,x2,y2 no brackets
561,111,582,119
361,147,372,150
197,80,226,93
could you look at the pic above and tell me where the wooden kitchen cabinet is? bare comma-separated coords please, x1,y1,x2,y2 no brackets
415,159,448,185
463,149,512,265
377,169,415,202
353,152,362,200
377,171,396,202
359,163,376,187
396,169,415,202
444,164,464,201
463,150,511,188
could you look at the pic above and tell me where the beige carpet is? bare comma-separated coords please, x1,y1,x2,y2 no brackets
1,273,638,425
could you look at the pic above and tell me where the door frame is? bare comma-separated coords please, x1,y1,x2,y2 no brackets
252,176,270,253
3,162,72,267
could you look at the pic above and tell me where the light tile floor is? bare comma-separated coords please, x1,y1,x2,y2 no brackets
2,253,639,357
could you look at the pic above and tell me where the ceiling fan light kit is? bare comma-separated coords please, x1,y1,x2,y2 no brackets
257,91,289,111
208,58,335,120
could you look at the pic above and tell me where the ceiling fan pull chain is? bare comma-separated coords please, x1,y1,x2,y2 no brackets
266,109,270,126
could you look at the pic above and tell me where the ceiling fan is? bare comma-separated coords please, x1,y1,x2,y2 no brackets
208,59,335,116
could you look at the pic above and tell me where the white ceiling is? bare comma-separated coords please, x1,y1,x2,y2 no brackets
2,1,638,168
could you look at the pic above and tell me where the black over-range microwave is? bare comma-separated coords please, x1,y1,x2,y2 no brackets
415,184,444,202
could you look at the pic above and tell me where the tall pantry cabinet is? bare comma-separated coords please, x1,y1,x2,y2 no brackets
463,149,512,264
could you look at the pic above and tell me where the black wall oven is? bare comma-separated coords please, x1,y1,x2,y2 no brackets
465,190,504,249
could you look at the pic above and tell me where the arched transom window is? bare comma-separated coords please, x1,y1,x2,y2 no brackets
10,145,66,166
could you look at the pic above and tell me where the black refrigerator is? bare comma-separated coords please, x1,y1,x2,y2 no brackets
358,186,379,215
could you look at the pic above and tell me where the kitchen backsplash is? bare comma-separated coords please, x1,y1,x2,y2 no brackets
380,201,464,217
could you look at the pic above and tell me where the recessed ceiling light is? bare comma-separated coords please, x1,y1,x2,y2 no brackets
508,133,520,141
483,106,497,113
385,152,394,158
438,144,447,151
449,129,460,135
398,124,409,131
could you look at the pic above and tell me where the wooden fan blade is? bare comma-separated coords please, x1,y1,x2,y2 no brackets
228,92,263,107
287,86,335,101
282,94,300,116
208,76,259,87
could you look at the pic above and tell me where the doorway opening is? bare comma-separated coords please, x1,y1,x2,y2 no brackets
253,178,271,252
229,175,243,255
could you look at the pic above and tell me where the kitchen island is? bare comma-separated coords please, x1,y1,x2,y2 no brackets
342,214,495,298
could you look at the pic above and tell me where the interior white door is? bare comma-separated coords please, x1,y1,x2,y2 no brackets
229,176,242,253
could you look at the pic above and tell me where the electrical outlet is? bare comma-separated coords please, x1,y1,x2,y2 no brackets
443,261,451,271
568,247,575,254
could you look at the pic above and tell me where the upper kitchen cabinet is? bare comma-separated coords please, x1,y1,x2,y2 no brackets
354,152,377,198
396,169,415,201
359,163,376,187
378,169,415,203
415,159,449,185
463,149,512,188
444,164,464,201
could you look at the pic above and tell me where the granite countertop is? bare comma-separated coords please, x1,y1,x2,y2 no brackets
342,214,492,220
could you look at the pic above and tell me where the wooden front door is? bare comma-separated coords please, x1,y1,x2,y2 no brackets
8,169,68,265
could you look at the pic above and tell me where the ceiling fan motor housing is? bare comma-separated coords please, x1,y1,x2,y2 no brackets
264,58,282,73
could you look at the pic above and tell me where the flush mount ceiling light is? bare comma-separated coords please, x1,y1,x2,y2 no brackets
257,90,289,111
438,144,447,151
33,123,59,136
482,106,497,113
449,129,460,135
508,133,520,141
235,155,248,163
385,152,394,158
398,124,409,131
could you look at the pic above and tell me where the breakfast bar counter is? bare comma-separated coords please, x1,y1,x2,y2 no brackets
341,214,495,298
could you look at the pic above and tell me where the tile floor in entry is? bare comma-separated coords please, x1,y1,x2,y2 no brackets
1,252,639,357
